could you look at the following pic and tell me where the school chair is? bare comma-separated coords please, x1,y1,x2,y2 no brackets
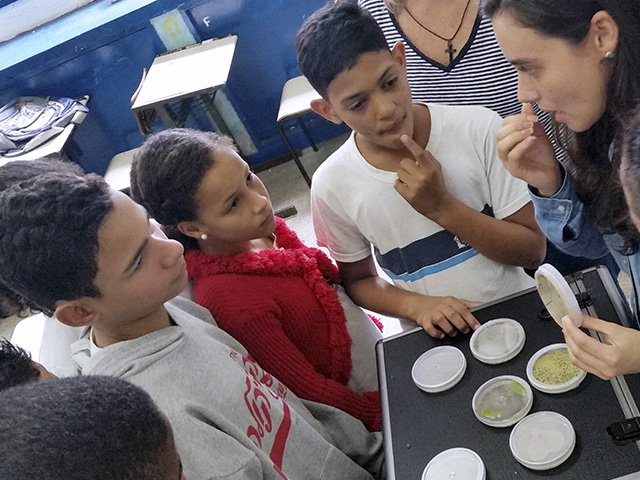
276,75,321,186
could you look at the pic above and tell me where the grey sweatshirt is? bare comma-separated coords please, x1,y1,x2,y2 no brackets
71,297,384,480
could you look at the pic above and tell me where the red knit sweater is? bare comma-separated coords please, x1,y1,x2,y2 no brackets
185,218,381,431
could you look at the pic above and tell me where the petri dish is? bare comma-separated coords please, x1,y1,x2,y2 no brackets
510,411,576,470
526,343,586,394
535,264,582,327
412,346,467,393
422,447,486,480
472,375,533,428
470,318,526,364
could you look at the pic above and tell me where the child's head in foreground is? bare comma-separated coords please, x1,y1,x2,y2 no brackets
0,375,185,480
0,159,84,319
130,128,276,255
296,1,414,151
0,339,56,391
0,166,187,329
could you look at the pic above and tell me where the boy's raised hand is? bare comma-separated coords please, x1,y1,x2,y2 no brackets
562,314,640,380
395,134,453,220
496,103,561,197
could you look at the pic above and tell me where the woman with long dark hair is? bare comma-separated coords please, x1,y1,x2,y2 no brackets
482,0,640,377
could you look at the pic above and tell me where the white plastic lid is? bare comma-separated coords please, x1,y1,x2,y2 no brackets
535,264,582,327
422,447,486,480
412,346,467,393
472,375,533,428
526,343,586,394
470,318,526,364
510,411,576,470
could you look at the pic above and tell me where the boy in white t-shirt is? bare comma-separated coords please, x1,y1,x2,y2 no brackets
296,2,545,338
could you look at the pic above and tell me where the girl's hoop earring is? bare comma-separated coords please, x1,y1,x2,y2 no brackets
200,233,208,241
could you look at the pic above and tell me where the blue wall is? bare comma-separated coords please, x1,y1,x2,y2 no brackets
0,0,345,174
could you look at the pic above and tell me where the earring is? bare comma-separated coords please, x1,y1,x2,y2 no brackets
604,50,615,60
200,233,208,241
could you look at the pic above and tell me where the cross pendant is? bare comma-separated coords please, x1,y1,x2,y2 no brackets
445,41,456,63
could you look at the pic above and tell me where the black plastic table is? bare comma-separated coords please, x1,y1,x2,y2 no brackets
376,267,640,479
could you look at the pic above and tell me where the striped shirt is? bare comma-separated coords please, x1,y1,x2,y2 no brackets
359,0,558,153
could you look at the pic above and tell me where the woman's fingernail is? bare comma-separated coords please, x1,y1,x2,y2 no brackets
526,115,538,122
523,121,533,129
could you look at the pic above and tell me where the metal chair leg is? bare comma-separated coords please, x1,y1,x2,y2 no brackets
297,116,318,152
278,119,312,186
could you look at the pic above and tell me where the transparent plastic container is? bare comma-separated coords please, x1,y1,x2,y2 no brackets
510,411,576,470
470,318,525,364
472,375,533,427
412,345,467,393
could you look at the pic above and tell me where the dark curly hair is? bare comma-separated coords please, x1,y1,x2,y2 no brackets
296,1,390,98
0,339,40,391
0,375,173,480
130,128,236,251
0,172,112,316
0,159,85,318
481,0,640,253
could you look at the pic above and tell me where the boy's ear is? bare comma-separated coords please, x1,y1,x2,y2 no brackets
54,300,97,328
177,220,204,240
390,41,407,68
310,99,343,125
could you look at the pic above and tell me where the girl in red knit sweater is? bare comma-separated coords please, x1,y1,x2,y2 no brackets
130,128,383,431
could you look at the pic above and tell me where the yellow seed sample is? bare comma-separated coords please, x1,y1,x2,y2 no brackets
533,348,582,385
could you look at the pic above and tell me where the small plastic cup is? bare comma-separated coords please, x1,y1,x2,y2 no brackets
470,318,526,364
535,264,582,327
526,343,586,394
472,375,533,427
422,447,486,480
412,346,467,393
510,411,576,470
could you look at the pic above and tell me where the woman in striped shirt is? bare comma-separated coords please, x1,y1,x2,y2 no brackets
360,0,617,276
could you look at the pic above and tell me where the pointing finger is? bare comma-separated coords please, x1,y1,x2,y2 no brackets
400,134,427,163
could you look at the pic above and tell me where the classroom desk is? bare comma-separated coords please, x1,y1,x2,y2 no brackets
131,36,237,134
377,267,640,479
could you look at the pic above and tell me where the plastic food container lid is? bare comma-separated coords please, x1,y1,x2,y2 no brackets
422,447,486,480
526,343,586,394
472,375,533,428
412,346,467,393
535,264,582,327
470,318,526,364
510,411,576,470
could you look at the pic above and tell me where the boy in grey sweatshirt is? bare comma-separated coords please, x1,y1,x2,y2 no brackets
0,166,383,480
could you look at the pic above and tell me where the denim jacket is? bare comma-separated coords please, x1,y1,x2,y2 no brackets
531,167,639,326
